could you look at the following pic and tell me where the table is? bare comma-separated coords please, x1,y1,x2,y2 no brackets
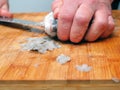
0,11,120,90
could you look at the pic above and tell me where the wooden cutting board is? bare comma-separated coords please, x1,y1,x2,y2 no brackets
0,11,120,89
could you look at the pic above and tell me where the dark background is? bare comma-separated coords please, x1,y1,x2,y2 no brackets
112,0,120,9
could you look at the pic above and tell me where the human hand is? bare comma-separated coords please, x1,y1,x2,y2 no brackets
0,0,12,18
52,0,115,43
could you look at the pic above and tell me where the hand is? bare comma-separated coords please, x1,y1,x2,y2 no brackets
0,0,12,17
52,0,115,43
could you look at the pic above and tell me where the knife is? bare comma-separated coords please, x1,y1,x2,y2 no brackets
0,17,44,27
0,12,57,37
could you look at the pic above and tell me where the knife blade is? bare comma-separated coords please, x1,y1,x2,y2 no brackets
0,17,45,33
0,17,45,27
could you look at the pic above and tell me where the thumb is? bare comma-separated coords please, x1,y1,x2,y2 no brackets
52,0,63,19
53,8,59,19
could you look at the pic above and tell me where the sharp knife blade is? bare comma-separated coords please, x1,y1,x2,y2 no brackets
0,17,45,27
0,17,45,33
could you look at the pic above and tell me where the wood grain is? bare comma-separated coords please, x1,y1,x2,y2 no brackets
0,11,120,89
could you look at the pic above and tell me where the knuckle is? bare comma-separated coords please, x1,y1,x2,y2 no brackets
59,13,73,22
97,20,108,28
75,15,89,25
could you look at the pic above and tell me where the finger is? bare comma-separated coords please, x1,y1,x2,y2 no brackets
52,0,63,19
1,3,9,11
52,0,62,11
85,8,108,41
100,16,115,38
70,4,94,43
0,9,13,18
0,2,12,18
57,0,79,41
52,1,59,11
